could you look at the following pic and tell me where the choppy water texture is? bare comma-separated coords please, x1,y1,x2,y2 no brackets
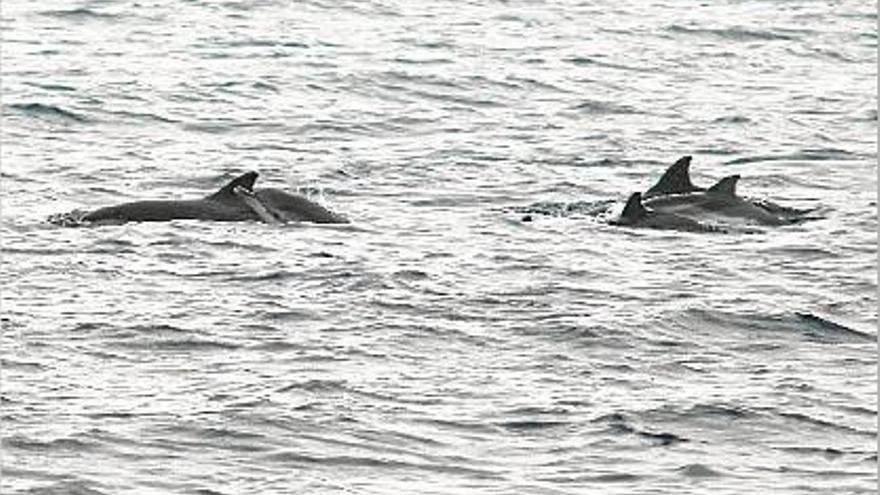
2,1,877,494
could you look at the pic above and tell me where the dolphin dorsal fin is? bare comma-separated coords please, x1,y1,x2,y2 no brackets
621,192,648,219
644,156,701,198
707,174,739,197
208,171,259,200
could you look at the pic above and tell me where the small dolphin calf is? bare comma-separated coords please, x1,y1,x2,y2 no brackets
610,192,722,233
55,171,347,225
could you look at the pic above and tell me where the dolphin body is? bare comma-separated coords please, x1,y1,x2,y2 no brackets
610,155,811,232
644,155,812,219
610,192,723,233
643,174,791,226
75,172,347,225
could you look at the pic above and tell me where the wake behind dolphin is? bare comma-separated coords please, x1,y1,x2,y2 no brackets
49,171,348,226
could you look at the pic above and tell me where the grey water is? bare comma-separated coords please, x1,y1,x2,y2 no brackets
1,1,876,494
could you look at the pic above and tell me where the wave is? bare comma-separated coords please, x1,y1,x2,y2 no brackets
794,312,875,342
571,99,642,115
496,420,570,432
676,463,723,477
724,148,860,165
8,102,90,123
3,435,100,453
93,323,244,351
13,479,111,495
203,39,309,49
40,8,120,20
667,24,805,42
593,412,689,446
25,82,77,92
565,56,646,72
102,110,180,124
511,199,616,219
678,308,874,343
712,115,752,124
109,336,242,351
777,411,875,437
263,451,499,478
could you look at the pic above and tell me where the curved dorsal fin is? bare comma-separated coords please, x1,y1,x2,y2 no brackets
208,171,259,201
644,156,702,198
707,174,739,197
621,192,647,219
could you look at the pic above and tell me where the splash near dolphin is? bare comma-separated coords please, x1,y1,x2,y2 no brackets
49,172,348,226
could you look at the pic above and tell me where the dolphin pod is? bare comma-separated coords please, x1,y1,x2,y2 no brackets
50,156,809,233
50,171,347,226
612,156,812,232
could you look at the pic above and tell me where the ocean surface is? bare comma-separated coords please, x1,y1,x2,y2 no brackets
1,0,877,493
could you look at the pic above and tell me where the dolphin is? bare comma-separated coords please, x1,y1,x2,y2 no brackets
67,171,347,225
643,175,791,226
644,155,813,219
610,192,723,233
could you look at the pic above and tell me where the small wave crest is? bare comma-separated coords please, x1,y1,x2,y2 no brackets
47,209,90,227
511,199,616,221
40,8,119,20
8,102,90,123
565,56,645,72
794,312,874,342
3,435,101,454
677,463,722,477
724,149,859,165
594,412,689,446
667,24,802,42
677,308,874,343
570,99,641,115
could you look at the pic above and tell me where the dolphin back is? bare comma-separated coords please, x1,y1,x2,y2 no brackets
82,199,255,223
255,189,348,224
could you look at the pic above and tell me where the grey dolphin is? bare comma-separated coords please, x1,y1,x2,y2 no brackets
73,172,347,225
644,155,813,219
644,175,790,226
610,192,723,233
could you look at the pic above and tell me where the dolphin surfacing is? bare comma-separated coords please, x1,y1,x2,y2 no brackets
62,171,347,226
644,155,815,220
610,192,723,233
610,155,817,233
644,175,792,226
